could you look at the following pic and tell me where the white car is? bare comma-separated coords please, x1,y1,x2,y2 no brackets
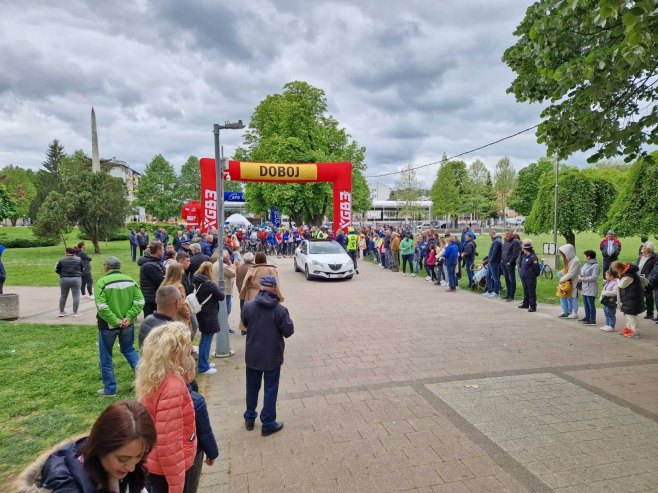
294,239,355,280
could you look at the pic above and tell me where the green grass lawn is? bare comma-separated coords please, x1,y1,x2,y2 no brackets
371,230,647,305
0,322,136,485
2,228,138,286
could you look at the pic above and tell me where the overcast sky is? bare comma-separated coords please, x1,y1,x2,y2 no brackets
0,0,585,186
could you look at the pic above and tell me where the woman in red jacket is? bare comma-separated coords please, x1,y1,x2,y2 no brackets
135,322,197,493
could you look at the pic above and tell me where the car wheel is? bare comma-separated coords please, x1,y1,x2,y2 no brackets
294,258,300,272
304,265,312,281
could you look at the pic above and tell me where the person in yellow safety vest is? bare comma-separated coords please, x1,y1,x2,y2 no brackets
346,227,359,275
317,229,327,240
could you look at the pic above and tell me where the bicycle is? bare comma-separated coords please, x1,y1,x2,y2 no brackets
538,258,553,279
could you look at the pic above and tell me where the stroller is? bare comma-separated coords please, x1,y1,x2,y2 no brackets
471,256,489,291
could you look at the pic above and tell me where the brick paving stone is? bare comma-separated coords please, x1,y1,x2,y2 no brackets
196,259,658,491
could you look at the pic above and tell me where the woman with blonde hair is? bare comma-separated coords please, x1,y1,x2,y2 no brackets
135,322,196,493
161,262,191,327
192,261,225,375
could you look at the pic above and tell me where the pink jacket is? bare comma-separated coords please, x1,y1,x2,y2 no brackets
142,374,197,493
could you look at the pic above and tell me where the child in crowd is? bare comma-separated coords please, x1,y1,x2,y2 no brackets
578,250,600,326
135,322,197,493
612,261,646,338
181,354,218,493
599,270,619,332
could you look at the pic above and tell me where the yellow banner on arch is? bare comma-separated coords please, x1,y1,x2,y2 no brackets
240,162,317,181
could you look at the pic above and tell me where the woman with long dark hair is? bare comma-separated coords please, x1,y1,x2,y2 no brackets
17,400,156,493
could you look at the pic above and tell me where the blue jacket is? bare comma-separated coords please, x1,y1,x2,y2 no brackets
0,258,5,284
38,437,143,493
461,229,477,246
488,236,503,264
443,243,460,265
188,386,219,460
519,251,541,278
199,240,213,257
241,291,294,370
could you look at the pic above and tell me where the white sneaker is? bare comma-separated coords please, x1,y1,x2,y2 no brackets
600,325,614,332
481,292,491,297
58,312,68,317
411,274,416,277
567,313,579,319
489,293,500,299
402,273,407,277
71,312,81,317
210,363,216,368
87,294,95,299
425,276,431,281
199,368,217,375
440,281,446,286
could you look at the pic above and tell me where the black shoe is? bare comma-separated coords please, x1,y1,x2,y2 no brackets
241,330,247,336
356,269,359,275
585,321,596,326
261,422,284,436
644,314,654,319
518,305,529,309
652,317,658,322
558,313,569,318
505,298,514,302
578,317,588,322
245,420,254,431
528,308,536,312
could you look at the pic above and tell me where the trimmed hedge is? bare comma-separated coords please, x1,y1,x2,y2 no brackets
0,236,57,248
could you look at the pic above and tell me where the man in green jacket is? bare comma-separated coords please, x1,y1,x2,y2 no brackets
95,256,145,396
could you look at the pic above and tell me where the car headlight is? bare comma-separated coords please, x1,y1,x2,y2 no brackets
346,260,354,267
312,260,323,267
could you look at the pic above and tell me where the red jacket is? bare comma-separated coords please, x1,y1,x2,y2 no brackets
142,375,197,493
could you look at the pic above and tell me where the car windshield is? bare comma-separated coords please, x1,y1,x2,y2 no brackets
309,241,344,254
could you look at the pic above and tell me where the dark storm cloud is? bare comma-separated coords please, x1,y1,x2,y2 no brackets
0,0,568,184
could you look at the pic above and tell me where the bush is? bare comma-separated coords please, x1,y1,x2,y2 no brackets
0,236,57,248
127,221,184,237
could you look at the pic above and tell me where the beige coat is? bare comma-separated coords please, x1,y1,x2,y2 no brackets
213,261,236,296
239,264,284,302
236,261,253,293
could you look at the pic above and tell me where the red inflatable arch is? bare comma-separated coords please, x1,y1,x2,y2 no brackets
199,158,352,231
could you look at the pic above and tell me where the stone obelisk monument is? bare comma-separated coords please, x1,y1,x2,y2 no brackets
91,107,100,172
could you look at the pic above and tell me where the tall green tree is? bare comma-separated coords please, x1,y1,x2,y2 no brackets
462,160,497,220
494,157,517,227
32,191,74,247
430,158,468,225
394,163,422,220
603,152,658,236
30,139,65,219
0,186,17,222
503,0,658,163
68,171,130,254
177,155,201,203
136,154,180,220
508,158,555,216
525,168,617,246
0,165,37,225
237,81,371,225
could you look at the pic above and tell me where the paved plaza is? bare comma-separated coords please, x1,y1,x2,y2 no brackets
195,258,658,492
12,258,658,492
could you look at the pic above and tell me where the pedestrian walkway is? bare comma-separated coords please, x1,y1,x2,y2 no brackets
197,257,658,492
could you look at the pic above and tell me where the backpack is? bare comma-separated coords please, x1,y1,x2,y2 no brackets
186,285,212,315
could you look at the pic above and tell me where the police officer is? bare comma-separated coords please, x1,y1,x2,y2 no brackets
317,227,328,240
518,239,541,312
346,227,359,275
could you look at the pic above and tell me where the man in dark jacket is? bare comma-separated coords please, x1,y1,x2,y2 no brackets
501,230,521,302
518,240,541,312
462,233,476,288
484,231,503,298
241,275,294,436
0,244,6,294
56,248,83,317
136,227,149,257
138,285,179,348
138,241,165,317
638,241,657,320
600,230,622,279
188,243,210,280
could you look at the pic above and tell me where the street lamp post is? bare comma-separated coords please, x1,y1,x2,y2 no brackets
213,120,244,358
553,158,560,269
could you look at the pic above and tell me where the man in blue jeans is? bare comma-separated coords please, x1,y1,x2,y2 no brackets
484,231,503,299
241,275,294,436
95,256,145,396
443,236,460,291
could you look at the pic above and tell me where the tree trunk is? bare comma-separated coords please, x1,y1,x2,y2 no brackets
10,218,17,227
92,236,101,254
563,230,576,247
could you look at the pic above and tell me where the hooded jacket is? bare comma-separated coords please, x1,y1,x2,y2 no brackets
138,255,165,303
241,291,294,371
618,264,646,315
558,244,581,298
580,259,600,297
15,436,142,493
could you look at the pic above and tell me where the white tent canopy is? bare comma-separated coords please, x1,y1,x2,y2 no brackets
224,213,251,226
